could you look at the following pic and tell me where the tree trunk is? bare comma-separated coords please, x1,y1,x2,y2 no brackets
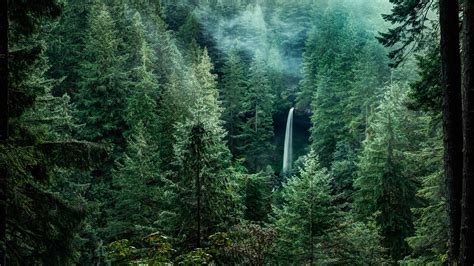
0,0,8,263
461,0,474,264
440,0,464,263
192,124,204,248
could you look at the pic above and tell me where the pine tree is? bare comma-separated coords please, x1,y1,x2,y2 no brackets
3,2,105,262
124,11,160,136
237,51,275,172
46,0,90,96
243,167,273,222
166,48,242,249
403,128,447,264
303,8,366,168
273,150,334,264
72,4,130,257
108,122,162,241
220,48,247,155
106,11,163,242
75,2,127,149
309,67,346,168
354,85,419,261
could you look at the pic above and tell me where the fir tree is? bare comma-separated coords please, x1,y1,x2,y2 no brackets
167,48,242,249
75,2,127,149
220,48,247,155
108,122,162,241
237,51,275,172
106,11,163,242
243,167,273,222
3,2,105,263
273,150,334,264
354,85,419,261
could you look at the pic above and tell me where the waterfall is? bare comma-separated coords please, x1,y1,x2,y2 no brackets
282,107,294,174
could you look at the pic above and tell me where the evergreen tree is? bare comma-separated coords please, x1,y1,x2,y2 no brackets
72,3,129,256
330,141,357,203
309,67,346,168
403,128,447,264
237,51,275,172
354,85,419,261
124,11,160,135
46,0,90,96
108,122,162,241
273,150,334,264
3,2,105,263
75,2,127,149
167,48,242,249
220,48,247,155
106,11,163,242
243,167,273,222
303,8,367,168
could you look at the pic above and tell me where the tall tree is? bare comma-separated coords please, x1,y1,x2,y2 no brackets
403,128,447,265
167,49,241,249
273,150,334,265
380,1,462,262
72,3,129,254
439,0,463,262
2,1,106,262
75,2,127,148
243,168,273,222
461,0,474,263
46,0,89,96
237,51,275,172
220,48,247,156
354,85,419,261
106,11,163,242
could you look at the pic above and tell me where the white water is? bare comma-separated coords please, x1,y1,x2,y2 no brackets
282,107,294,174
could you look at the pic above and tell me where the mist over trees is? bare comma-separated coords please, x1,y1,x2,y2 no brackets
1,0,473,265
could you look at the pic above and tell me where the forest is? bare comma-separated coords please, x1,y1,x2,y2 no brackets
1,0,474,265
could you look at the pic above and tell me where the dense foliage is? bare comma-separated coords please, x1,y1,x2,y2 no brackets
2,0,451,264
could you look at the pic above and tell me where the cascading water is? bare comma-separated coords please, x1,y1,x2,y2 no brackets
282,107,294,174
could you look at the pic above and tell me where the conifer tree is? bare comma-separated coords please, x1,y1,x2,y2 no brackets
403,129,447,264
167,48,242,249
220,48,247,155
46,0,89,96
124,12,160,135
273,150,334,264
108,122,162,241
354,85,418,261
3,2,105,263
237,51,275,172
106,11,163,242
303,8,365,168
75,2,127,149
243,167,273,222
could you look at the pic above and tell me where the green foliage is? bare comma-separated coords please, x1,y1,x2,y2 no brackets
175,248,212,265
8,0,447,264
106,232,174,264
243,169,273,222
354,85,423,261
107,239,136,261
226,223,277,265
237,51,275,172
408,38,442,114
4,1,108,264
273,150,335,264
402,127,447,265
377,0,434,66
75,2,128,147
220,48,247,155
302,7,389,168
166,48,242,249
